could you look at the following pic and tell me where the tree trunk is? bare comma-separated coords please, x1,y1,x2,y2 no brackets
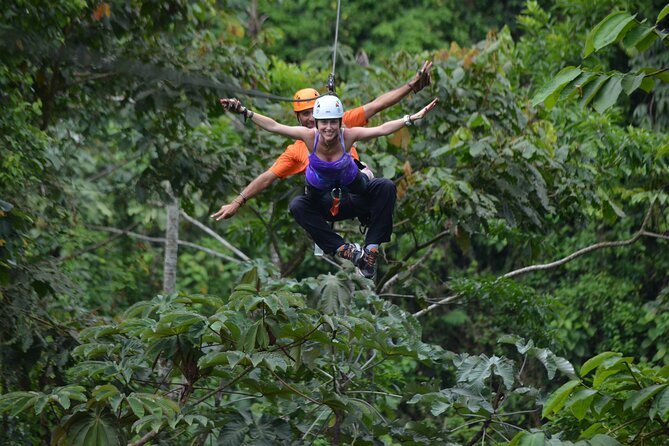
163,197,179,294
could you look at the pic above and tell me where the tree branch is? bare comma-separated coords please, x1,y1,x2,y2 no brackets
414,205,665,317
270,370,323,406
377,229,451,290
379,245,435,293
179,210,250,261
57,222,140,262
86,153,142,182
503,205,654,279
88,225,240,263
413,293,462,318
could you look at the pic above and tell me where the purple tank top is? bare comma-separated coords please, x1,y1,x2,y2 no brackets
305,129,359,190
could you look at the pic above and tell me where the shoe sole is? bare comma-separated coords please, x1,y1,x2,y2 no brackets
356,267,375,279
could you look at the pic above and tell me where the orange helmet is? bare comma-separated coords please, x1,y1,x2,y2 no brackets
293,88,320,112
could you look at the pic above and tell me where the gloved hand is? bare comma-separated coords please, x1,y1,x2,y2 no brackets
407,60,432,93
219,98,246,113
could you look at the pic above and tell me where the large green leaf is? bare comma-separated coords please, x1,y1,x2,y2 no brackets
314,273,352,315
584,11,637,57
198,350,246,369
491,356,515,390
243,321,260,352
509,431,545,446
622,25,657,51
624,384,668,412
520,432,545,446
578,75,610,108
621,73,646,94
586,434,622,446
61,411,122,446
531,66,582,108
580,352,620,377
560,71,598,101
92,385,121,403
219,416,249,446
592,356,632,387
0,391,40,417
649,386,669,421
567,389,598,420
542,379,581,418
592,75,624,112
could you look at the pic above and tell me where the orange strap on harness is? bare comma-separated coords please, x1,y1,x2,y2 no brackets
329,188,342,217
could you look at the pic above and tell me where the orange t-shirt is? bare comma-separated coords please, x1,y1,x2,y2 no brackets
270,106,368,179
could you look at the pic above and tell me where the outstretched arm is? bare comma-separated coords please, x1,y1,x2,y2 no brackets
210,169,279,220
362,61,433,120
347,98,439,143
220,98,312,142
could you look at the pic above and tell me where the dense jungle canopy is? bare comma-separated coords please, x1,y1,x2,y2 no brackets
1,0,669,445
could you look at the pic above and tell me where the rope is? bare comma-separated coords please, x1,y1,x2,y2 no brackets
329,0,342,93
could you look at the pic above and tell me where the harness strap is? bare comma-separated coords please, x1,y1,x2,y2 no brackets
329,187,341,217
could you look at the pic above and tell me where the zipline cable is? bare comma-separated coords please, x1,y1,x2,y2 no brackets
1,23,342,104
327,0,342,93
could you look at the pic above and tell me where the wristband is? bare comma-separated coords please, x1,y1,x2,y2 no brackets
238,191,248,204
242,108,254,122
403,114,413,126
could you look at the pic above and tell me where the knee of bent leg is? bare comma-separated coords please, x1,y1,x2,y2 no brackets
289,196,308,217
377,178,397,198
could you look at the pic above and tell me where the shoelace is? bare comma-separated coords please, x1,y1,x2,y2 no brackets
362,249,378,266
339,244,357,260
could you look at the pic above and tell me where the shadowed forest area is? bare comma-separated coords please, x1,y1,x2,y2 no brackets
1,0,669,444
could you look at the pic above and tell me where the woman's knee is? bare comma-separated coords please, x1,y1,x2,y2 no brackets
289,196,309,217
371,178,397,197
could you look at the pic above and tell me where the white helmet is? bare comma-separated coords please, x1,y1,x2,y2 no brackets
312,95,344,120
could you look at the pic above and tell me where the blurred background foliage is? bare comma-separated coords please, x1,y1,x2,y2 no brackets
1,0,668,444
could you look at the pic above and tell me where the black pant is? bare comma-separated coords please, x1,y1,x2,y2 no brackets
289,173,397,254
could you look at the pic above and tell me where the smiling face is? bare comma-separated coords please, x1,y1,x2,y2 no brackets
296,109,315,129
316,118,341,145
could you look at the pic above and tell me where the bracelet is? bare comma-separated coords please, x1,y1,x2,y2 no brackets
403,114,413,126
241,107,254,122
238,191,248,204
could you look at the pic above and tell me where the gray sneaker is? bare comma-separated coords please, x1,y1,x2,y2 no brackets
356,246,379,279
336,243,362,263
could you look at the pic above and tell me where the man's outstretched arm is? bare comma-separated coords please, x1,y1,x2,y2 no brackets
362,60,433,121
211,169,279,220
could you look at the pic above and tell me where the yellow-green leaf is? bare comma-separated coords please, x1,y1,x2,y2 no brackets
585,11,637,57
581,352,620,377
531,66,582,108
658,4,669,23
542,379,581,418
624,384,668,412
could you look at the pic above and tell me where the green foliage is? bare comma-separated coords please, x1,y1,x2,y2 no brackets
1,269,452,443
2,1,669,444
532,5,669,112
531,352,669,444
252,0,528,65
